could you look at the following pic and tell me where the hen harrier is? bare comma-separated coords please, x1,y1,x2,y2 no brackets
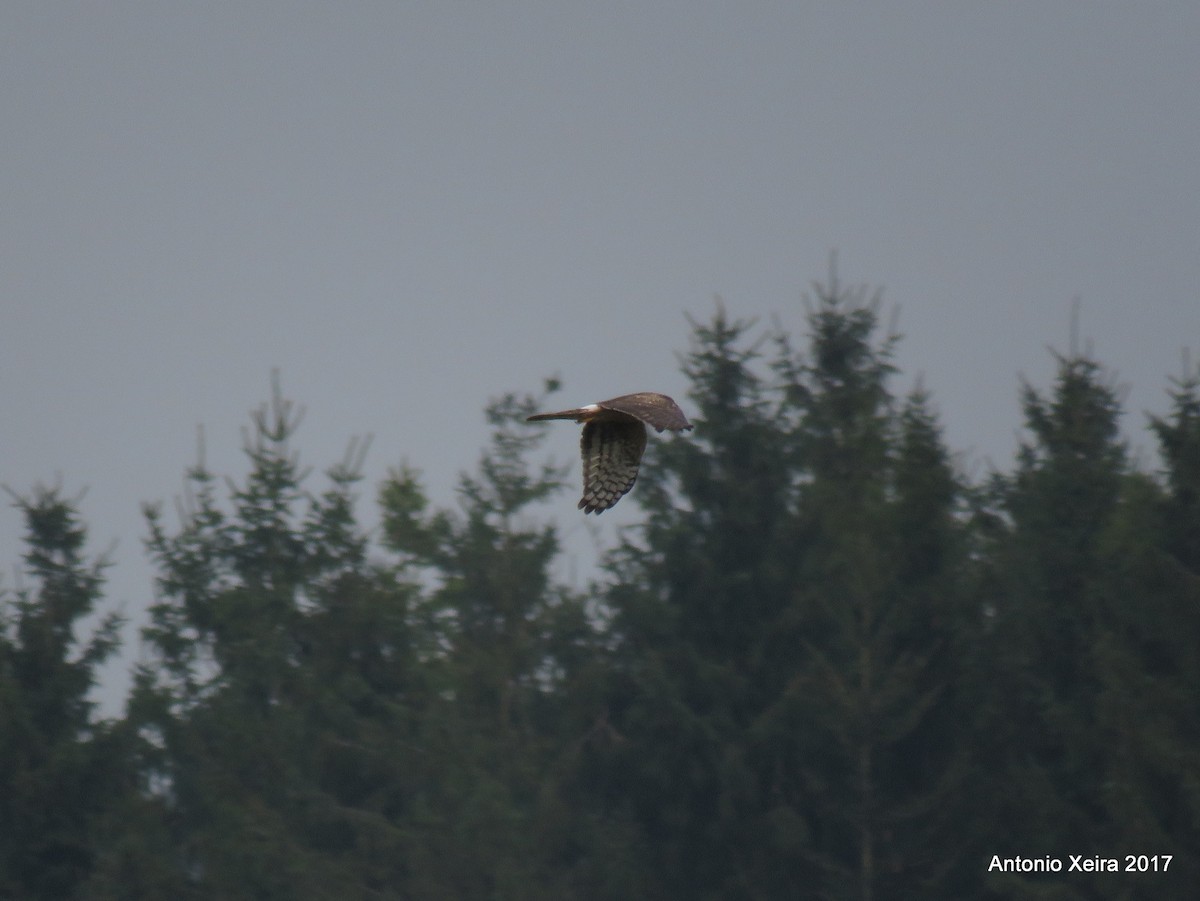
527,392,692,513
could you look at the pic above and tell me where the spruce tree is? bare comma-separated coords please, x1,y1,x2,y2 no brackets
0,486,125,899
1089,360,1200,894
773,279,969,901
600,278,974,899
379,388,629,899
977,348,1135,898
128,379,418,898
599,304,804,899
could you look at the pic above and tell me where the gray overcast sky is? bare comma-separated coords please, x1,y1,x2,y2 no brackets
4,2,1199,713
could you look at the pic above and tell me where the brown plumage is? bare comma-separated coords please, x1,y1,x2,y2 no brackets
526,392,693,513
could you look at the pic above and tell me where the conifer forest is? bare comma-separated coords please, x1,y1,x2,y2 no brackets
3,275,1198,900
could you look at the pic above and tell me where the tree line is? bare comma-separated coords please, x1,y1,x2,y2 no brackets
3,273,1198,899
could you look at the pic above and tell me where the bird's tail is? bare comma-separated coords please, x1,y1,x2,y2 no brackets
526,408,588,422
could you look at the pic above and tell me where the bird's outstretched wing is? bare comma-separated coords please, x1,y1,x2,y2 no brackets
526,390,692,513
594,393,692,432
579,419,647,513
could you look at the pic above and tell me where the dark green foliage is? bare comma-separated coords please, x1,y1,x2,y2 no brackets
1097,359,1200,894
975,350,1200,899
3,273,1198,899
773,285,972,901
601,304,799,898
600,278,972,900
378,390,646,899
0,486,125,900
1150,358,1200,574
124,380,422,898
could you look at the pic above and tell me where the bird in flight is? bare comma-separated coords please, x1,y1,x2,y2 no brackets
526,392,693,513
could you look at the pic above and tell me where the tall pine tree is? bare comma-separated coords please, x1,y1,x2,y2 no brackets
378,388,631,899
771,278,970,900
602,276,970,899
601,303,803,899
0,486,125,899
126,378,419,898
974,346,1164,899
